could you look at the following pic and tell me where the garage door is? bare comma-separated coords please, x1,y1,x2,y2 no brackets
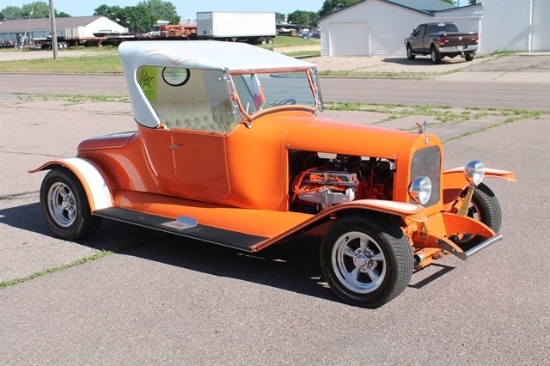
330,22,369,56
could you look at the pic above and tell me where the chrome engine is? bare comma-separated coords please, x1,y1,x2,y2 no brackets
290,153,395,213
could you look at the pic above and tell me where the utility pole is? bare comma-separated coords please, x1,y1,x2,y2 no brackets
49,0,58,59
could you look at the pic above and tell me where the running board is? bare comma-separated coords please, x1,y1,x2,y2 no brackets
94,207,267,252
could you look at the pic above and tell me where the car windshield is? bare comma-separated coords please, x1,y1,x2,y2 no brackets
230,70,319,117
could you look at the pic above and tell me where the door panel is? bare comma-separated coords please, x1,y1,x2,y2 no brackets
171,131,230,200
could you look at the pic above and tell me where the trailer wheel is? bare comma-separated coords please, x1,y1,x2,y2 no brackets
267,37,273,45
431,46,442,64
40,168,102,240
320,215,413,308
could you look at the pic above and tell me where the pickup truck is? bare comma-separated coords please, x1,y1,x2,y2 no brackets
405,22,479,64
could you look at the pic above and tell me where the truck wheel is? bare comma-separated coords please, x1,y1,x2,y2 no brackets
465,53,475,62
431,46,442,64
40,168,102,240
320,215,413,308
454,183,502,248
406,44,415,60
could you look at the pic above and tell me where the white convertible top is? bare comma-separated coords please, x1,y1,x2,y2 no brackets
119,41,317,127
119,40,315,72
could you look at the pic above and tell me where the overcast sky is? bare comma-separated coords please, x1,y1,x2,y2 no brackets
1,0,327,18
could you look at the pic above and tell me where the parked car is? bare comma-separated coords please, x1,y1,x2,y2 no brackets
31,41,515,307
405,22,479,64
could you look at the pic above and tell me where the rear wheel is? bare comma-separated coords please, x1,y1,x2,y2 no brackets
431,46,442,64
40,168,102,240
320,215,413,308
465,53,475,61
406,44,415,60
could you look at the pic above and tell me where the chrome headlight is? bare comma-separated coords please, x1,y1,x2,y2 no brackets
464,160,485,186
409,176,432,205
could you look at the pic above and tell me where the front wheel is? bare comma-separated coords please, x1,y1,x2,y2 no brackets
406,44,415,60
453,183,502,248
431,46,442,64
40,168,102,240
320,215,413,308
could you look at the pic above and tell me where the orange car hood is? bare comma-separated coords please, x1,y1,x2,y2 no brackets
282,116,421,159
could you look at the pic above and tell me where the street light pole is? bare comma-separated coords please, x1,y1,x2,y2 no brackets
49,0,58,59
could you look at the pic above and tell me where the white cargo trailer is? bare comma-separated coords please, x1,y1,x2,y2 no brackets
197,12,276,44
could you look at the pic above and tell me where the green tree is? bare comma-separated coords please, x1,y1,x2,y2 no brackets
142,0,179,24
275,12,285,23
21,1,50,18
95,1,179,32
287,10,310,28
94,4,129,26
0,6,22,20
319,0,359,17
0,2,70,19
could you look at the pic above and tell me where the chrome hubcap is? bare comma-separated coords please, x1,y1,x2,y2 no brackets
332,231,386,294
47,182,77,228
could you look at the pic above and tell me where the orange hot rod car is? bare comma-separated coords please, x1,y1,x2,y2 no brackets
31,41,515,307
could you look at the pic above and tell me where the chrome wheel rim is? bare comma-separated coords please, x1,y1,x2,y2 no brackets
331,231,386,294
47,182,77,228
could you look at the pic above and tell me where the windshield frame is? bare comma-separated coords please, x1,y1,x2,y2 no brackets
227,67,322,125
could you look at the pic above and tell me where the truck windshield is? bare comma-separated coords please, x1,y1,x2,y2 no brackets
231,71,317,117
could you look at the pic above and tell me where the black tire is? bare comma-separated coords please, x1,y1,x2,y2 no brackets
431,46,442,64
40,168,102,240
454,183,502,248
465,53,475,62
320,215,413,308
406,44,416,60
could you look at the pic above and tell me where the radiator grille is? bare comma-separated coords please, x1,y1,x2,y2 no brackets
410,146,441,207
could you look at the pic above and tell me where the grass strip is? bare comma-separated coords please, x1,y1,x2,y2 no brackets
0,250,112,290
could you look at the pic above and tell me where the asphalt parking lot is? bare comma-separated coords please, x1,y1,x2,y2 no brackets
0,52,549,364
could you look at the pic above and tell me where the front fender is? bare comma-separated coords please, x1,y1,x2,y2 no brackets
326,199,427,223
443,167,516,206
29,158,113,211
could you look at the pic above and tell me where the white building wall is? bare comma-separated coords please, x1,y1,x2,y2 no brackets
481,0,532,53
320,0,432,56
531,0,550,51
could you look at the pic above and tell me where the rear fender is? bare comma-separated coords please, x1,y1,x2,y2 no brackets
29,158,113,211
443,167,516,206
